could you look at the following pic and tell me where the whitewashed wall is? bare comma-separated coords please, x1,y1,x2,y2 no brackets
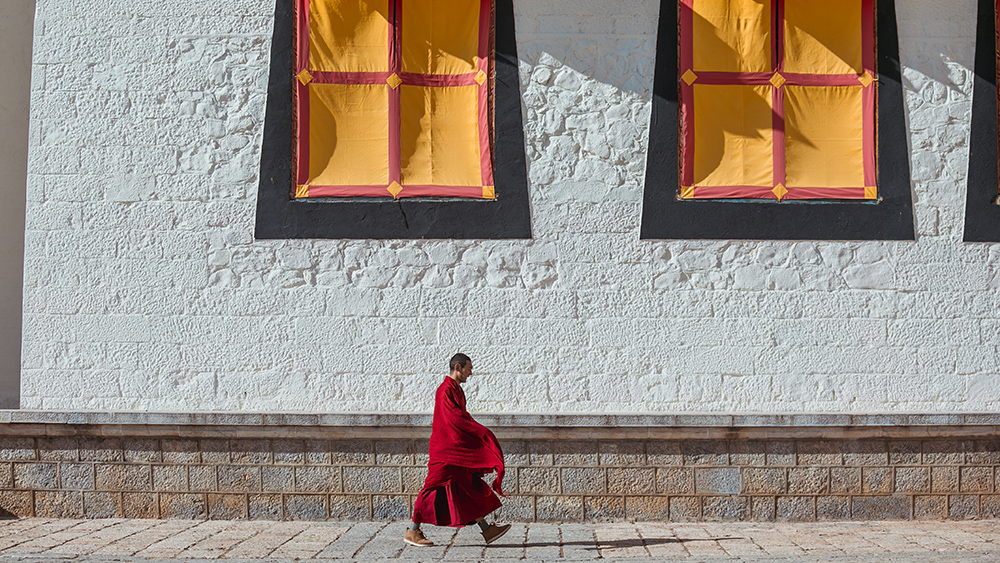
21,0,1000,413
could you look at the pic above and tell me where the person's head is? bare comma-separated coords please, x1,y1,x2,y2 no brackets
449,353,472,383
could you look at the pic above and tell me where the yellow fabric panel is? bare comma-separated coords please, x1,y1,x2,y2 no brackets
785,85,865,188
401,0,479,75
309,0,390,73
693,84,773,187
309,83,389,186
400,85,482,186
691,0,771,73
784,0,863,74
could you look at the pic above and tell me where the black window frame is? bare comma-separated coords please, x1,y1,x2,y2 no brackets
964,0,999,242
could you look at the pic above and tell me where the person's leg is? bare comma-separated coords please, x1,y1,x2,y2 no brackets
478,515,511,545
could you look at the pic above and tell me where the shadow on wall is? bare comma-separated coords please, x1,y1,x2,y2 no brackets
0,0,34,408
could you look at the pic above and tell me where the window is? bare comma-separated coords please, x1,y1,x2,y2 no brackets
964,0,999,241
642,0,914,240
256,0,530,239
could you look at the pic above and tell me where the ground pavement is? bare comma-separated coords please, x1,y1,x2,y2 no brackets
0,518,997,562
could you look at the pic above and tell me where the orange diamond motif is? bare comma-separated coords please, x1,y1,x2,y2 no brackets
769,72,786,89
386,73,402,89
858,72,874,87
680,186,695,199
681,69,698,86
474,70,487,85
772,184,788,201
864,186,878,199
296,70,313,85
387,181,403,198
482,185,495,199
295,184,309,198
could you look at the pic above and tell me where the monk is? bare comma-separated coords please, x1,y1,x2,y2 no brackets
403,353,511,547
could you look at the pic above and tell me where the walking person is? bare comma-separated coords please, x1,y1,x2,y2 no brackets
403,353,511,547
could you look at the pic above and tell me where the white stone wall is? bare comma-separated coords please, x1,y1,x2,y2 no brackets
21,0,1000,413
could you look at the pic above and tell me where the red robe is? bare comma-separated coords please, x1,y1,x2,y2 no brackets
412,376,505,527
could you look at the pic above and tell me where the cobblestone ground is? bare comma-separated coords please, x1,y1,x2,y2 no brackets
0,519,996,562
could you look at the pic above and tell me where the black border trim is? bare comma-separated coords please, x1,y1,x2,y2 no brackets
254,0,531,239
964,0,999,242
640,0,915,240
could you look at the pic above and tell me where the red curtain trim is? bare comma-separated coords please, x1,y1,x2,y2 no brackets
687,186,869,200
307,184,489,198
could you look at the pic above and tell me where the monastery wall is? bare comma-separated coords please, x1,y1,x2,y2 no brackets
20,0,999,413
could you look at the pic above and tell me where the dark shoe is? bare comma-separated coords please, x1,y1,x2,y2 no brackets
481,523,511,545
404,528,434,547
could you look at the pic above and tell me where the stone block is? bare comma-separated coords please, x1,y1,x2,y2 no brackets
373,495,409,520
38,437,77,461
788,467,828,494
162,439,199,464
123,438,159,463
584,496,624,521
0,438,35,461
843,441,888,466
528,442,554,465
777,496,814,521
730,441,766,466
536,495,583,521
122,492,157,519
0,463,11,488
402,466,425,493
830,467,861,494
95,464,152,491
189,465,218,491
696,468,740,495
329,495,371,520
852,496,911,520
889,441,920,465
914,495,947,520
750,496,775,521
83,491,122,518
931,466,959,492
160,493,206,519
152,465,187,492
305,440,332,465
967,440,1000,465
231,439,271,464
13,462,57,489
200,439,230,464
702,496,748,521
668,497,700,521
412,439,430,466
0,490,32,517
980,495,1000,519
343,466,400,493
607,467,654,495
249,494,283,520
625,496,669,520
599,441,644,465
286,494,327,520
501,441,530,466
647,442,682,465
274,440,305,464
948,494,979,519
923,441,965,465
960,466,992,492
742,468,785,494
796,441,842,466
684,441,727,466
894,467,929,493
330,440,373,465
295,466,341,493
817,496,850,520
79,438,122,462
35,491,84,518
494,495,534,522
656,467,694,494
217,465,261,492
208,493,248,520
554,441,599,466
561,467,605,494
262,466,294,492
766,442,795,466
862,467,892,494
374,441,412,465
519,467,560,494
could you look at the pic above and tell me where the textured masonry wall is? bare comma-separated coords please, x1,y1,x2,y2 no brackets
21,0,1000,412
2,434,1000,522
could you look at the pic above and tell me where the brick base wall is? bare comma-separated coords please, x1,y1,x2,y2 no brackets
0,429,998,521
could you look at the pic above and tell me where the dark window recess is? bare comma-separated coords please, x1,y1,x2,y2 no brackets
964,0,999,242
255,0,531,239
640,0,914,240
